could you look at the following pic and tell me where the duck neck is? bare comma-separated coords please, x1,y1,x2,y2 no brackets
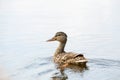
55,41,66,55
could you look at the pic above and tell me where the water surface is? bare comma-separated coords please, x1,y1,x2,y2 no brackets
0,0,120,80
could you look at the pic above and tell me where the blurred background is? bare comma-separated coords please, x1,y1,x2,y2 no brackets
0,0,120,80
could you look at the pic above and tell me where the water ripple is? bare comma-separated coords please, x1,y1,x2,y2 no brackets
89,58,120,68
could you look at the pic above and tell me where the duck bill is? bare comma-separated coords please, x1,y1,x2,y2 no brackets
47,37,56,42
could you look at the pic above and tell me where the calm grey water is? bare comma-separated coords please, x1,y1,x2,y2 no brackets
0,0,120,80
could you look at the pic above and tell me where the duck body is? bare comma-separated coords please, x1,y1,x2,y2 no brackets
47,32,88,65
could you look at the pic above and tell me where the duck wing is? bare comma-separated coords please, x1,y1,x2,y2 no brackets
60,52,88,64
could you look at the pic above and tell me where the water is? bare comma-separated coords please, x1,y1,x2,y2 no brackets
0,34,120,80
0,0,120,80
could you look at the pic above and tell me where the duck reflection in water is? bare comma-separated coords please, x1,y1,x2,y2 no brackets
51,63,88,80
51,68,68,80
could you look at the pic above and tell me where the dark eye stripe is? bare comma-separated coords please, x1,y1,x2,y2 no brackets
56,34,61,36
57,34,61,36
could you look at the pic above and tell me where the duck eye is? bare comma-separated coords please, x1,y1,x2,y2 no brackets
55,34,61,37
57,34,61,36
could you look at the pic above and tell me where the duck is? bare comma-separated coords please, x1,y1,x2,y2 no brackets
47,32,88,66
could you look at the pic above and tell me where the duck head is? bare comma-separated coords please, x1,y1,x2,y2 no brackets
47,32,67,43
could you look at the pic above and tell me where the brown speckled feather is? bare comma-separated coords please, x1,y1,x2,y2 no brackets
54,52,87,64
